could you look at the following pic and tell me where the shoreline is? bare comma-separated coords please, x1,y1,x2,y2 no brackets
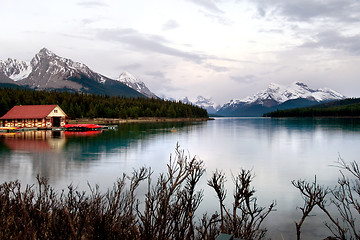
69,117,214,125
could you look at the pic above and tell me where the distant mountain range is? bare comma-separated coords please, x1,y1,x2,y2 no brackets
216,82,346,116
0,49,346,117
177,82,345,116
179,96,221,114
0,48,158,98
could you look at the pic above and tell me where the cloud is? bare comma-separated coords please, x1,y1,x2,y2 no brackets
95,28,215,64
118,63,143,71
245,0,360,56
145,71,166,79
231,74,257,83
205,63,228,72
251,0,360,23
184,0,223,13
162,20,180,31
280,0,360,22
258,28,284,34
77,1,108,8
201,10,233,25
183,0,231,25
301,30,360,55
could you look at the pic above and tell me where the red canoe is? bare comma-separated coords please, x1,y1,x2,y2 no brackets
63,124,103,131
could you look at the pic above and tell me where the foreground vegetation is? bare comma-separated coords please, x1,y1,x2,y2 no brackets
264,98,360,117
0,88,208,119
1,146,360,239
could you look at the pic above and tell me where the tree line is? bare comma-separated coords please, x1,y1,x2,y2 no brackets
0,88,208,119
264,98,360,117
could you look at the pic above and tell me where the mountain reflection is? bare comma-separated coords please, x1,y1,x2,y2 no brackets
0,122,200,185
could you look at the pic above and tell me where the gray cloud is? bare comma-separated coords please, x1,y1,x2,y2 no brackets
280,0,360,22
301,30,360,55
96,28,205,63
245,0,360,56
251,0,360,23
258,28,284,34
205,63,228,72
118,63,143,71
145,71,166,79
231,74,257,83
184,0,223,13
183,0,231,25
162,19,180,31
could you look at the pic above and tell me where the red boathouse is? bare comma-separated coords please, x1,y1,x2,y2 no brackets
0,105,68,128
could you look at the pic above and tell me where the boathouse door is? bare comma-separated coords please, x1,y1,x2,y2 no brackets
52,117,61,127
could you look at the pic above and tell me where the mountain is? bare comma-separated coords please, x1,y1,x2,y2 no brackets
178,96,220,114
264,98,360,117
0,59,27,88
192,96,220,114
0,48,145,98
116,72,158,98
0,58,32,81
217,82,346,117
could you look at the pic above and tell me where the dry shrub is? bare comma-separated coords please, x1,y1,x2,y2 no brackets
0,145,274,240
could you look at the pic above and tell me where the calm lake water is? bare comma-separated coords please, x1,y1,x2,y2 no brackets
1,117,360,239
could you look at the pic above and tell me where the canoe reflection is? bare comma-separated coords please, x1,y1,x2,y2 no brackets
64,130,102,137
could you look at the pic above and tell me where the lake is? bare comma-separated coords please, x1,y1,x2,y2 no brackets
1,117,360,239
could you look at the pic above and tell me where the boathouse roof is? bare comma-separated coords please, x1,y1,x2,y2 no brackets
0,105,65,119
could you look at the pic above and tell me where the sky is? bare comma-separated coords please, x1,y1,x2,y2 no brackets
1,0,360,105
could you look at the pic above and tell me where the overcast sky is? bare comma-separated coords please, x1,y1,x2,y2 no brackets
1,0,360,104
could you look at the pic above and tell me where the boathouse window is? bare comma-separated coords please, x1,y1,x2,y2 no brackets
54,109,58,113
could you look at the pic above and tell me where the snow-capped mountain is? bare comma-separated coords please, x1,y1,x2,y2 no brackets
193,96,221,114
178,96,220,114
117,72,157,98
0,48,146,97
0,58,32,81
161,96,220,114
180,97,191,104
217,82,346,117
16,48,111,90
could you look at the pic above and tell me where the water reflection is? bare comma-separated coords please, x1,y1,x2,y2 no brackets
0,121,201,186
0,131,66,151
1,118,360,239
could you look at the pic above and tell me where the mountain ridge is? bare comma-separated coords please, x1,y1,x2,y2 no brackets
0,48,151,98
217,82,346,116
116,72,158,98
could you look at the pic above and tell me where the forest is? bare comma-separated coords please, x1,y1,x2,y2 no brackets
264,98,360,117
0,88,208,119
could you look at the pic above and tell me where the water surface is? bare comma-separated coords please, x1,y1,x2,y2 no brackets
1,117,360,239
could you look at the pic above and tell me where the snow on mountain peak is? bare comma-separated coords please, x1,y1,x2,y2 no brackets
178,96,220,114
229,82,345,107
117,72,157,98
39,48,55,57
118,72,141,84
195,96,216,106
31,48,92,76
181,97,191,104
0,58,32,81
